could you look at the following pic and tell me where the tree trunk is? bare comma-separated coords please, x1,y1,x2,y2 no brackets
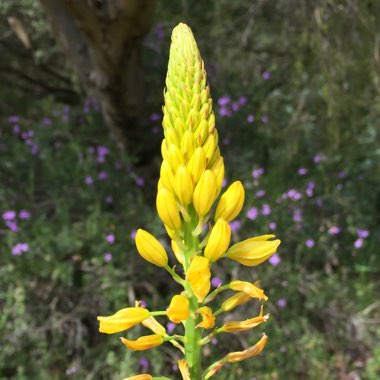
39,0,155,153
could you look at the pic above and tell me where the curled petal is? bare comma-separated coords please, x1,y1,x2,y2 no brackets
120,334,164,351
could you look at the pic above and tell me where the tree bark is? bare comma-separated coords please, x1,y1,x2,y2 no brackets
39,0,155,153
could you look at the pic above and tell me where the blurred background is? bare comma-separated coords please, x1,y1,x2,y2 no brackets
0,1,379,379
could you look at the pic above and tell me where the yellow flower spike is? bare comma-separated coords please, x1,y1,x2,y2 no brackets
186,256,211,302
178,359,191,380
174,165,194,205
204,218,231,262
120,334,164,351
97,307,149,334
171,239,184,264
142,316,166,336
230,280,268,301
225,333,268,363
135,229,168,267
160,160,176,193
193,169,216,217
214,181,245,222
196,306,215,329
227,235,281,266
221,292,251,313
167,295,190,323
187,146,206,184
122,375,153,380
156,188,182,230
168,144,185,173
221,306,269,332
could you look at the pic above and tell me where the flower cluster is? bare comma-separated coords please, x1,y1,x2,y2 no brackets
97,23,280,380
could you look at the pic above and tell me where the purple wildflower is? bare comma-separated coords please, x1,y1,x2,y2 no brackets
219,107,232,117
292,209,303,223
357,229,369,239
106,233,115,244
12,242,29,256
6,221,18,232
261,204,271,216
269,253,281,266
135,177,145,187
354,238,364,249
222,178,227,188
98,171,108,181
105,195,113,204
222,137,230,145
231,102,240,112
313,154,325,164
261,115,268,124
247,207,258,220
84,176,93,185
252,167,264,179
12,125,21,134
65,367,77,376
19,210,31,220
104,252,113,262
269,222,277,231
130,229,137,240
328,226,341,236
218,96,230,106
211,277,222,288
247,114,255,123
262,71,271,80
229,220,242,233
167,322,176,334
2,210,16,221
255,189,266,198
277,298,287,308
149,113,161,122
211,338,218,345
8,115,20,123
298,167,308,176
305,239,315,248
238,96,248,106
139,357,150,372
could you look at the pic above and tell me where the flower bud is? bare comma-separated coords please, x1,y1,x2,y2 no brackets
167,295,190,323
187,146,206,184
211,156,224,198
186,256,211,302
156,188,182,230
120,334,164,351
168,144,184,173
171,239,184,264
160,160,175,192
230,280,268,301
135,229,168,267
142,316,166,336
204,218,231,262
221,292,251,312
203,133,217,165
221,305,269,332
214,181,245,222
227,235,281,266
174,165,194,205
194,119,209,145
225,334,268,363
181,130,196,161
193,170,216,217
97,307,149,334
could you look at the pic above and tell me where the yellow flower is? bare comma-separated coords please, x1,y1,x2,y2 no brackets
167,295,190,323
230,280,268,301
204,218,231,262
135,229,168,267
215,181,245,222
178,359,191,380
225,334,268,363
97,307,149,334
221,306,269,332
221,292,251,312
120,334,164,351
156,188,182,230
142,316,166,335
193,170,216,217
171,239,184,264
122,375,152,380
227,235,281,266
196,306,215,329
186,256,211,302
